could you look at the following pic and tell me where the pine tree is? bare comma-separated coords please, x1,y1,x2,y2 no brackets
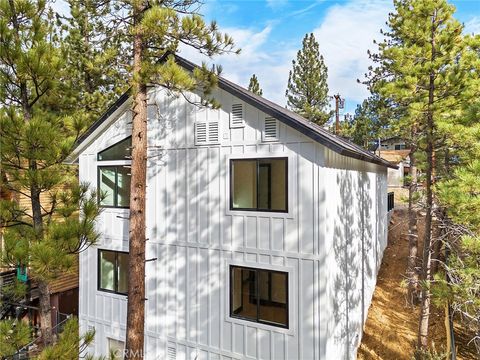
99,2,238,357
248,74,263,96
432,96,480,355
286,33,331,125
59,0,128,123
368,0,480,350
344,94,392,148
0,0,102,345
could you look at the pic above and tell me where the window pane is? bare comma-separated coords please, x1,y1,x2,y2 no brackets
108,338,125,360
259,159,287,211
258,270,287,326
100,251,116,291
98,137,132,161
99,168,116,206
232,160,257,209
117,166,131,207
117,252,129,294
231,267,257,321
257,164,271,209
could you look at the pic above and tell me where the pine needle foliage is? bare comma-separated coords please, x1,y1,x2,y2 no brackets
0,320,31,357
0,0,104,345
38,318,95,360
343,94,393,148
248,74,263,96
286,33,331,125
366,0,480,351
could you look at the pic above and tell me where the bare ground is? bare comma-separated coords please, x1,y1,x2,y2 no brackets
357,207,478,360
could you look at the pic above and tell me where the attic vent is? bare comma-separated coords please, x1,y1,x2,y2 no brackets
195,122,220,145
167,346,176,360
230,103,244,128
263,116,279,141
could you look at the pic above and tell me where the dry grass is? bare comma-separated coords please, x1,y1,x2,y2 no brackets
357,208,477,360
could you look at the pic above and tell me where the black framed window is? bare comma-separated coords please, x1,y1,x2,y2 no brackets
97,136,132,161
98,249,129,295
230,265,288,328
230,158,287,212
98,166,131,208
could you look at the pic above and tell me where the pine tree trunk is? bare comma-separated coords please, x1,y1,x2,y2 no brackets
37,280,53,345
407,150,419,305
432,223,442,274
418,10,437,349
125,1,147,358
8,0,53,346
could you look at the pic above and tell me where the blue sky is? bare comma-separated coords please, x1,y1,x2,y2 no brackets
179,0,480,116
53,0,480,116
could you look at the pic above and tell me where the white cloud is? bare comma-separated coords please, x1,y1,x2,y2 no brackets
464,17,480,35
187,0,392,111
50,0,69,16
178,24,296,105
266,0,288,10
312,0,392,109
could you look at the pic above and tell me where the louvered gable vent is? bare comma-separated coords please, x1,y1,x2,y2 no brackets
167,346,176,360
195,122,219,145
230,103,244,128
263,116,279,141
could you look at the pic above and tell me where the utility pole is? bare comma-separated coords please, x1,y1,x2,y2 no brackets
333,93,344,135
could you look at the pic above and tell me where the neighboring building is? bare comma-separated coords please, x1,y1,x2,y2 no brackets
377,150,411,188
67,55,396,360
377,136,408,151
0,179,79,331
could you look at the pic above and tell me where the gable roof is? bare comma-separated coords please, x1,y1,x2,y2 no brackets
68,54,396,169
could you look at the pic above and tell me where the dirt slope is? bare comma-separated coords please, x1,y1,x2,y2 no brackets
357,208,477,360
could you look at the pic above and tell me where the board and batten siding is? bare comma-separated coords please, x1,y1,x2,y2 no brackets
78,87,388,360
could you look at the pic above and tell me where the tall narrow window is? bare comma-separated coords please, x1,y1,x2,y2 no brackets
97,137,132,208
98,250,129,295
230,265,288,328
230,158,287,212
98,166,131,208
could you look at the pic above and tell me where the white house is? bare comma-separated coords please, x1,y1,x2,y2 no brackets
67,55,396,360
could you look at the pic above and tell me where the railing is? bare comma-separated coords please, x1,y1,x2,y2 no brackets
0,269,18,319
14,314,73,358
387,192,394,212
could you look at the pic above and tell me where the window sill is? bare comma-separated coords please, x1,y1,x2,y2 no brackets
226,208,294,219
100,207,130,214
225,316,294,335
96,289,128,300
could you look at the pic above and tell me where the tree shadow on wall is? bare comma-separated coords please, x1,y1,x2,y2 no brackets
332,167,372,359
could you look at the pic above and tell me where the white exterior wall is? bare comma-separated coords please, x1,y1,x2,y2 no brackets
387,163,404,188
77,87,388,360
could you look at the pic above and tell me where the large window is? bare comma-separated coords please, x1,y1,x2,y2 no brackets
230,158,287,212
98,166,131,208
97,137,132,208
230,265,288,328
98,250,129,295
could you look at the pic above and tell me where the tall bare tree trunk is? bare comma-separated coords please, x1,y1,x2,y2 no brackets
418,9,437,349
407,150,419,305
125,1,147,358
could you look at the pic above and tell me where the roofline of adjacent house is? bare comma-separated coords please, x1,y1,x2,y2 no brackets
66,54,397,169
